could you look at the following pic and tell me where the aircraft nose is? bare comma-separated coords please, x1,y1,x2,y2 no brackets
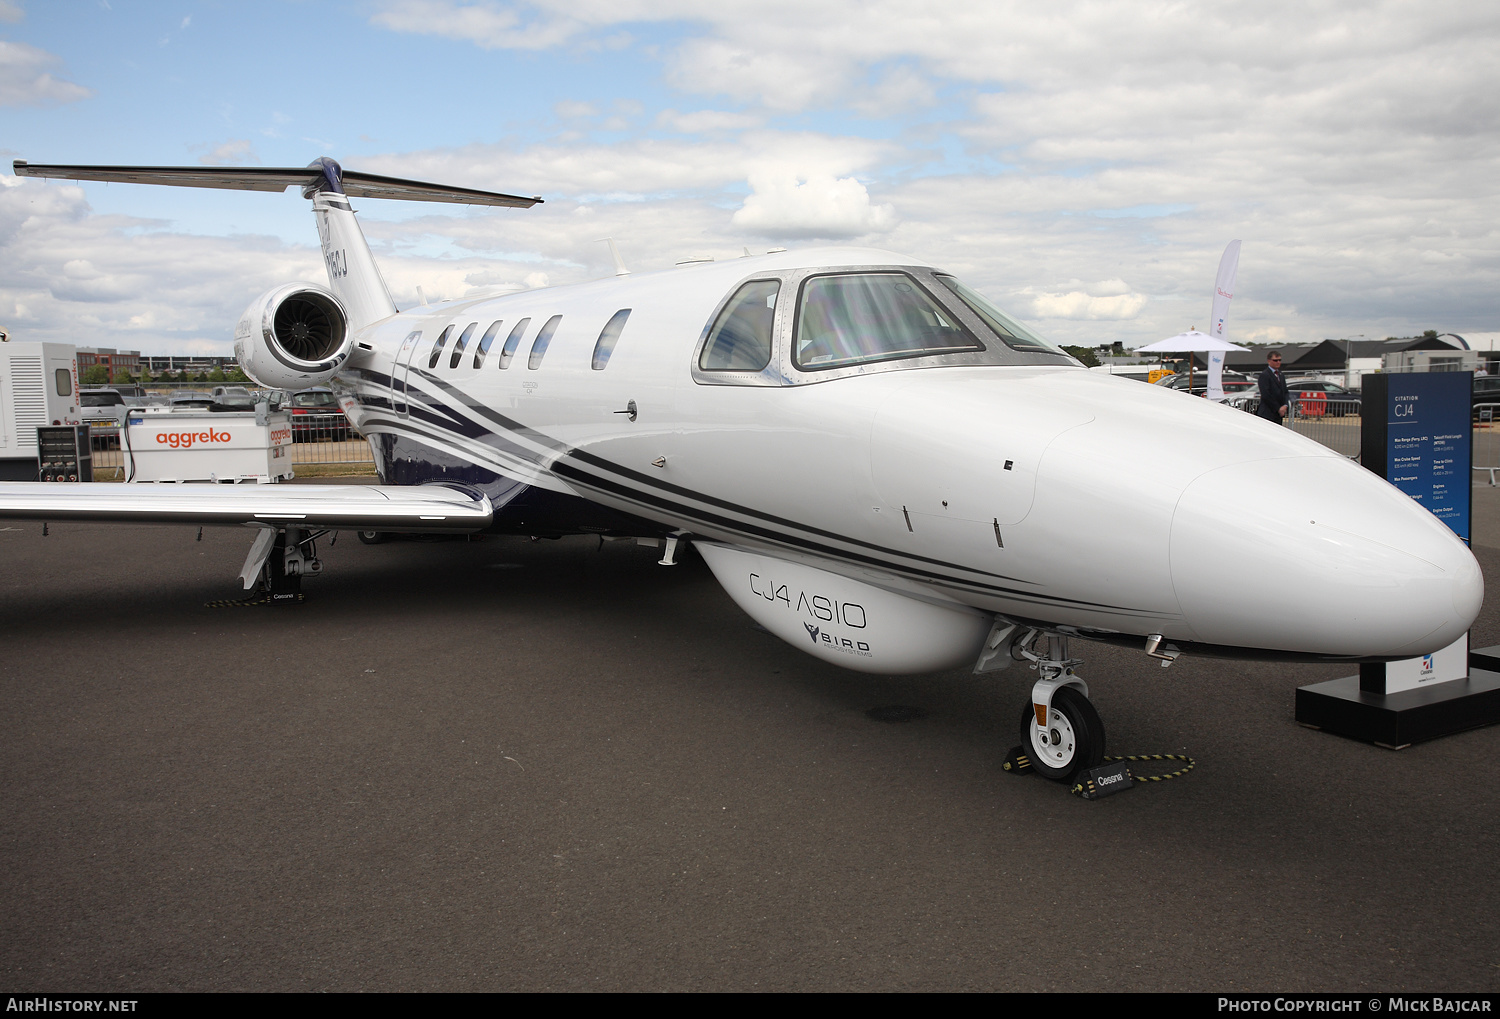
1169,456,1482,658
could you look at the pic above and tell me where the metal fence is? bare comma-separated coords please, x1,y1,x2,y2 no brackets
86,412,373,480
1289,398,1363,458
1474,403,1500,485
288,413,375,466
1225,394,1363,456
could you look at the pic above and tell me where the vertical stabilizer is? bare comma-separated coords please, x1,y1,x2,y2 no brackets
304,159,398,330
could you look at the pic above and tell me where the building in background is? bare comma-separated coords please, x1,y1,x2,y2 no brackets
141,355,240,375
76,347,141,382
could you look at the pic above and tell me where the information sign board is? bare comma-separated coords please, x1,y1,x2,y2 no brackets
1360,372,1471,544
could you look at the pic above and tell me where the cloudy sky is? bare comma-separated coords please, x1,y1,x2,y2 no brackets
2,0,1497,355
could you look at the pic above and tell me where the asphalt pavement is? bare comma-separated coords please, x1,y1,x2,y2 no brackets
1,485,1499,991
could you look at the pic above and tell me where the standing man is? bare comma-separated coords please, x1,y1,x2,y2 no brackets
1258,350,1290,424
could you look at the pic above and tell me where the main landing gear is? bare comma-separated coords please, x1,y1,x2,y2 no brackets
224,526,323,605
1011,631,1106,782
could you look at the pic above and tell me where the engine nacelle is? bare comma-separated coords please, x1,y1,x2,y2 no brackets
696,542,992,674
233,283,352,390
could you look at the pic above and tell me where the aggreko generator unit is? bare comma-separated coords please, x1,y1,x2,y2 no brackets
122,406,293,483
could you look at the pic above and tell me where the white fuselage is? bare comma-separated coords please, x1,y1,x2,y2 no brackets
333,247,1482,664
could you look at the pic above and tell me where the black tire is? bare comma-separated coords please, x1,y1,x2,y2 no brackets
357,530,388,545
1019,686,1105,782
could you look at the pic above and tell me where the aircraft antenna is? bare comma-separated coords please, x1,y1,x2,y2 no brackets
600,238,630,276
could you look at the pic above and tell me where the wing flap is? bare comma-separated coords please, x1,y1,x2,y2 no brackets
0,483,493,531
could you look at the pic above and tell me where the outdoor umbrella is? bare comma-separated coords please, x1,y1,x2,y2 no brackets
1133,330,1250,395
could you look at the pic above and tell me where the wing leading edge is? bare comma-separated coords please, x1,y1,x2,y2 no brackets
0,483,493,532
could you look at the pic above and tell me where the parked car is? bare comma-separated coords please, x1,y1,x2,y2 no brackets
1152,370,1257,396
169,394,216,409
79,388,126,439
286,387,353,441
210,391,260,412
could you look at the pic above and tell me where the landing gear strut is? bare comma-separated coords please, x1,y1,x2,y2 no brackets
237,526,323,604
1013,631,1106,782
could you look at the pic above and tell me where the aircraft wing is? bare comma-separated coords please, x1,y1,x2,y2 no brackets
0,482,493,531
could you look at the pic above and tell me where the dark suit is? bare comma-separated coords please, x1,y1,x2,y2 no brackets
1258,365,1289,422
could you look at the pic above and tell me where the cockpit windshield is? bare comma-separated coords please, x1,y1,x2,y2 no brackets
933,275,1069,356
794,273,981,371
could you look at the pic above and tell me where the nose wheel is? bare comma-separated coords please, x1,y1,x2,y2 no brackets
1020,686,1105,781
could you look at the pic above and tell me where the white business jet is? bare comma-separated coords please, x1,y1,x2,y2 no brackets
1,158,1483,781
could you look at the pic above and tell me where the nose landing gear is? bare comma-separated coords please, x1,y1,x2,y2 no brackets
1013,631,1106,782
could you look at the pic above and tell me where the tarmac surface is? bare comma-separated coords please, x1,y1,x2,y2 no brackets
3,481,1500,992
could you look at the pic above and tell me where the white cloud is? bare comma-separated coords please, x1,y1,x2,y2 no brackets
0,180,323,353
359,130,893,199
370,0,589,51
1021,289,1148,322
0,40,91,107
667,38,850,112
655,108,762,133
197,140,259,166
731,173,895,238
0,2,22,24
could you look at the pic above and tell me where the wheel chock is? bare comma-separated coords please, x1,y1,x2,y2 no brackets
1072,760,1134,800
1002,746,1033,775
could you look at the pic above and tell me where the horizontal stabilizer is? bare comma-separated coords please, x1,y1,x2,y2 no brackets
0,482,494,532
12,159,542,208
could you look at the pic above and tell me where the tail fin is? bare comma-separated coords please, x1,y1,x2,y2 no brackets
12,157,542,331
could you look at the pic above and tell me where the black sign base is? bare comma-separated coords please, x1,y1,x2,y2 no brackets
1296,661,1500,749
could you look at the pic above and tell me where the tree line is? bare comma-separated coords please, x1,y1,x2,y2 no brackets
80,365,252,386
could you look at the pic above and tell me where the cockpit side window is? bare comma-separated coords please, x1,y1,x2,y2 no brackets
793,273,980,371
933,275,1069,357
700,280,779,371
450,322,478,369
427,325,454,370
498,318,530,369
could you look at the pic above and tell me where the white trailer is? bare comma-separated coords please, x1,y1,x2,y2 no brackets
0,342,80,481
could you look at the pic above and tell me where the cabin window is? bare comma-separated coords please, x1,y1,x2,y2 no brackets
528,315,562,370
793,273,980,371
55,369,72,396
498,318,530,369
700,280,779,371
449,322,478,369
932,275,1069,357
591,309,631,370
473,320,504,369
427,324,454,369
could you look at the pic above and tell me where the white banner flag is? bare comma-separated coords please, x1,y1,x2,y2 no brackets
1206,240,1241,401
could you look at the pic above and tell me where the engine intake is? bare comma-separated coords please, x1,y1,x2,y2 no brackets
234,283,352,390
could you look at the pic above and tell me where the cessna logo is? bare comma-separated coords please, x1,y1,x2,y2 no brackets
156,429,230,449
804,623,819,643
